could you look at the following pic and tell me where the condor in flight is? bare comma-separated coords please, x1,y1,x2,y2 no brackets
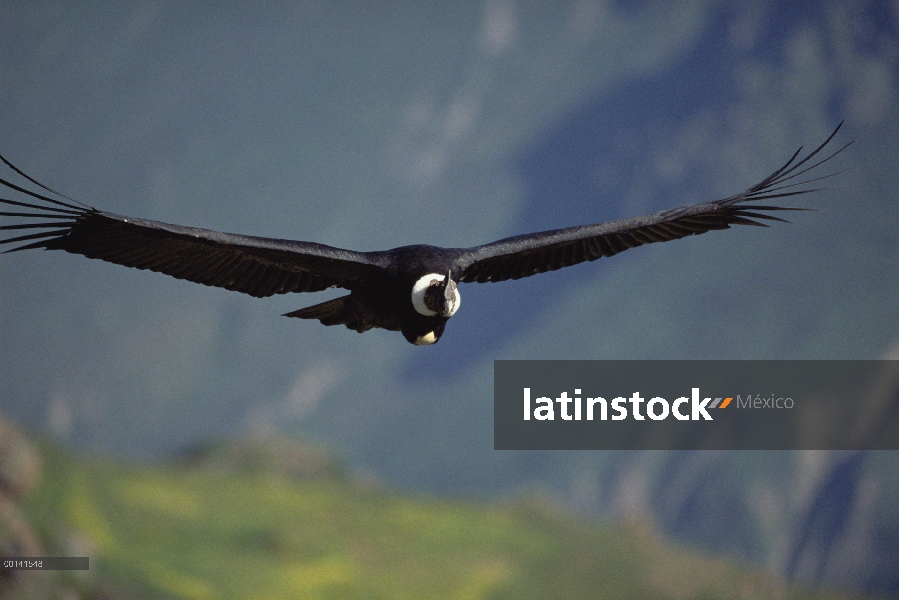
1,124,849,345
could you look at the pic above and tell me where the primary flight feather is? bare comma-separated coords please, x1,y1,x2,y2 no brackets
1,124,850,345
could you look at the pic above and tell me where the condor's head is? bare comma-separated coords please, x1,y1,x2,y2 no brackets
407,271,461,345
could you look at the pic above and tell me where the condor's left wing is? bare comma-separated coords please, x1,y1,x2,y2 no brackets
0,159,386,298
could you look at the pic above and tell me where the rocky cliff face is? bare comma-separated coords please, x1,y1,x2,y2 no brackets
0,415,44,596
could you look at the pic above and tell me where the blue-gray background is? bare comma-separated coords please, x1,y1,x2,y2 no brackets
2,0,898,594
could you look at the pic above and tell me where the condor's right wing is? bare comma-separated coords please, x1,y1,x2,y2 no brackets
454,123,851,284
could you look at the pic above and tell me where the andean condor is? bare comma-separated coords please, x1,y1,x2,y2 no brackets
0,124,850,345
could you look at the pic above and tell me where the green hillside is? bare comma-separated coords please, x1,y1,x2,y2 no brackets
9,438,865,600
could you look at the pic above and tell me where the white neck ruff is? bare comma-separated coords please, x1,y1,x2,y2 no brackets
411,273,461,317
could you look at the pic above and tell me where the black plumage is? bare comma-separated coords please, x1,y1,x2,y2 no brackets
1,124,850,345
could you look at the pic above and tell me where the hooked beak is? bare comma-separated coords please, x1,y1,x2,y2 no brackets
422,271,459,317
442,270,455,302
440,270,458,317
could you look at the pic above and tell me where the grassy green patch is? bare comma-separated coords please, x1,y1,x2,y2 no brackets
22,443,863,600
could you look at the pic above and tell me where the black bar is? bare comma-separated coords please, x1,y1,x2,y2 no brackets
2,557,89,570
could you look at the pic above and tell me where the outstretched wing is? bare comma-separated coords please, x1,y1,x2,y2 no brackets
455,123,851,284
0,161,385,298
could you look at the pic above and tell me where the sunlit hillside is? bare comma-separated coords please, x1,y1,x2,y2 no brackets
5,435,868,600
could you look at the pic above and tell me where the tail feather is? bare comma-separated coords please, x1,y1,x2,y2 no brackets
284,295,376,333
